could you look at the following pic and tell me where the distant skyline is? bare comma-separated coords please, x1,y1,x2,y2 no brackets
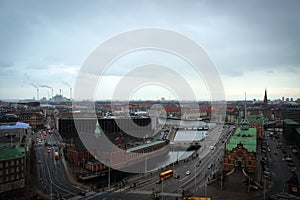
1,0,300,101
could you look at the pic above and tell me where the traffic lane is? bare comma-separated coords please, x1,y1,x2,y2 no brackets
265,133,293,196
46,145,84,197
35,140,84,198
126,126,230,193
139,144,224,193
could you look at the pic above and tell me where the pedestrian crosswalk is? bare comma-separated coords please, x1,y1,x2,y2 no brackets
127,190,181,197
128,190,152,195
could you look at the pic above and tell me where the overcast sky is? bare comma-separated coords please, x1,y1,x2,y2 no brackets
1,0,300,101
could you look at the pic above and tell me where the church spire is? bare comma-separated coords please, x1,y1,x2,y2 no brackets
95,120,101,138
244,92,247,120
241,92,249,130
263,88,268,106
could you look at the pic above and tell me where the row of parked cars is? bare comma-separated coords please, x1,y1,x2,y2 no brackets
261,139,270,153
260,157,272,180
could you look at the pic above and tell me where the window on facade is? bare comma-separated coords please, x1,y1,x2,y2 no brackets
0,162,3,168
5,162,8,167
5,177,9,182
16,167,19,172
5,169,8,175
248,161,252,165
0,178,2,183
11,175,15,181
21,173,24,178
10,168,15,173
16,174,20,180
0,170,2,175
10,160,14,166
16,160,19,165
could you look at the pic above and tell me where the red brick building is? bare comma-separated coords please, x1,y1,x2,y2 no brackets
223,103,258,173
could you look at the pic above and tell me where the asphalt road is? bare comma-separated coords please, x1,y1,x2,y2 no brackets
34,130,86,199
85,125,233,200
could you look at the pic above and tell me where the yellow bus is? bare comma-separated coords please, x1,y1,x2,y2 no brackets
183,197,211,200
159,170,174,181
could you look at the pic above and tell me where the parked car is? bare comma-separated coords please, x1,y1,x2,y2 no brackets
264,170,271,176
78,191,86,196
264,174,272,180
186,170,191,175
249,185,258,190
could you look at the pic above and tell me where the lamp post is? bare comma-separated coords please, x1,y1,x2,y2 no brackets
194,165,197,190
108,165,110,191
145,156,147,174
50,180,52,200
263,177,266,199
161,179,164,200
105,157,111,191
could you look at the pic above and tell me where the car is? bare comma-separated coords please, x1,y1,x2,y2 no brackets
47,147,51,153
78,191,86,196
174,174,180,179
177,188,184,193
186,170,190,175
38,160,42,164
156,180,162,184
285,157,292,162
288,162,295,167
264,170,271,175
292,149,298,153
243,178,249,183
249,185,258,190
282,149,287,154
130,182,138,188
264,174,272,180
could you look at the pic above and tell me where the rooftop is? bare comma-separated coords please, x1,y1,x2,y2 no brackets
0,145,25,161
284,119,300,125
0,121,31,130
226,127,257,153
236,114,264,125
126,140,165,153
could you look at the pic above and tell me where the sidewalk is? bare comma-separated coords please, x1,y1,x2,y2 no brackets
194,168,263,200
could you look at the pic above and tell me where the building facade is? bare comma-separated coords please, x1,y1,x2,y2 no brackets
0,146,25,193
223,100,258,174
223,127,257,173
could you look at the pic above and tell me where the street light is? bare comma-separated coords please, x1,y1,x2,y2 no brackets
194,164,197,190
50,180,53,200
5,133,16,147
161,179,164,200
145,156,147,174
263,177,266,199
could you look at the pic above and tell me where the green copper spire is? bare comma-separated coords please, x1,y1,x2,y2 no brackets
241,92,249,130
95,120,101,138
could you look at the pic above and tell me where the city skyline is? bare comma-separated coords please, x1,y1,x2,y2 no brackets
1,0,300,101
